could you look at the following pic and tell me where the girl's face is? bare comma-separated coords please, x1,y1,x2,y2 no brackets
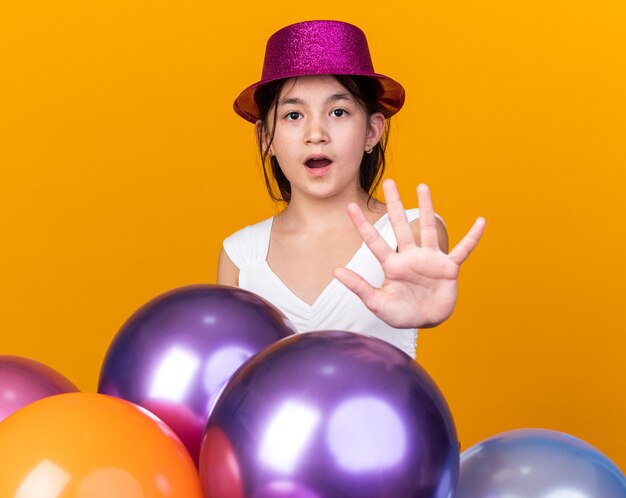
261,75,385,202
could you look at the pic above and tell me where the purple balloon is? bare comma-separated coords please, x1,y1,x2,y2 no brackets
200,331,459,498
98,284,295,464
0,355,79,422
457,429,626,498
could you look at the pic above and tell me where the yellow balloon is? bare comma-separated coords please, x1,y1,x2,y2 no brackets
0,393,203,497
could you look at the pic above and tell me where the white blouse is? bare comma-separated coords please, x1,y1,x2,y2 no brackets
223,209,425,358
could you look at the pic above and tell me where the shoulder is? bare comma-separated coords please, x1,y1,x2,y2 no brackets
217,247,239,286
375,208,448,252
222,216,274,268
405,209,449,252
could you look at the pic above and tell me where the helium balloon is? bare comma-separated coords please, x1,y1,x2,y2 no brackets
456,429,626,498
0,392,203,497
0,355,79,422
200,331,459,498
98,284,296,464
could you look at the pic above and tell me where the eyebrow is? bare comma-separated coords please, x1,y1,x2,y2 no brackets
277,97,304,107
277,93,356,107
328,93,356,104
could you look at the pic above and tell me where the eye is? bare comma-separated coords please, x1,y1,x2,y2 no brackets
285,111,301,120
331,108,348,117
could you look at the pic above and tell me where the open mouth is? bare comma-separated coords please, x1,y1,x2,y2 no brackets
305,157,332,169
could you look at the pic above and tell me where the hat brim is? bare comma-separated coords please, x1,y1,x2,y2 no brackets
233,73,405,123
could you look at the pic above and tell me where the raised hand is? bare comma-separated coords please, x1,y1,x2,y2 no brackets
334,179,486,329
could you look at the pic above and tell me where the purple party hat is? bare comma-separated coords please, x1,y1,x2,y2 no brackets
234,20,405,122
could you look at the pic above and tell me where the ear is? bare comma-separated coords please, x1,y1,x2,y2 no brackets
255,120,274,156
366,112,386,149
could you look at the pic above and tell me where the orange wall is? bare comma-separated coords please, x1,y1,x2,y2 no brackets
1,0,624,469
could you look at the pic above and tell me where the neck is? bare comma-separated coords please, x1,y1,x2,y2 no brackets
277,186,384,230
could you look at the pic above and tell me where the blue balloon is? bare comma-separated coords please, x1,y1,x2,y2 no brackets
457,429,626,498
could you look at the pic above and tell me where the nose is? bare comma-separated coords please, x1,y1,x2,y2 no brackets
304,114,329,145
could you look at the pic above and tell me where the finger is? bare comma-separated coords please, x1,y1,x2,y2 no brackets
334,267,377,308
416,184,439,249
346,202,394,263
448,217,486,265
382,179,415,250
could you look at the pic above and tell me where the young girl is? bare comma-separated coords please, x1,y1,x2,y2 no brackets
218,20,485,358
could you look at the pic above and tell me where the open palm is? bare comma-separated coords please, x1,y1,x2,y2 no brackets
334,179,486,329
